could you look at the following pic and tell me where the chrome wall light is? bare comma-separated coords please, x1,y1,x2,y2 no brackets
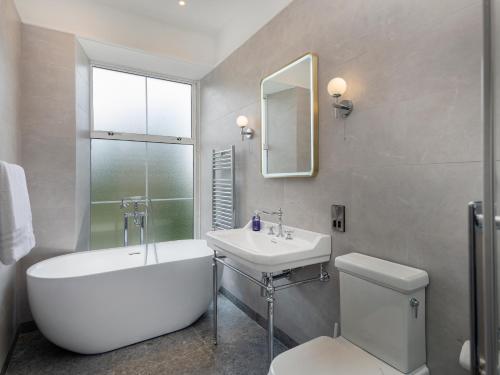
327,77,353,119
236,115,253,141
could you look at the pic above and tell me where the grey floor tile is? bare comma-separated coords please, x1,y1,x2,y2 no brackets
6,295,287,375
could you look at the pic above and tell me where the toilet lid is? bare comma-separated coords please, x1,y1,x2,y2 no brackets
269,336,403,375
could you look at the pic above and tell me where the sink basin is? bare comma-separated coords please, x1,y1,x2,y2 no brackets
206,221,331,272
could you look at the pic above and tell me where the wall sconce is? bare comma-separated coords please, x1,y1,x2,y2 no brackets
236,115,253,141
327,77,353,119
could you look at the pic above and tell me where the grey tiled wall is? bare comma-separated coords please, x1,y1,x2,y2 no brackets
0,0,21,367
16,25,91,323
200,0,481,373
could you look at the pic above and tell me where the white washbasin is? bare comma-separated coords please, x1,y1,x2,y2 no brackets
206,220,331,272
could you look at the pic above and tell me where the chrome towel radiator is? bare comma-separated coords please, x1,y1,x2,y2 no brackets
212,146,235,230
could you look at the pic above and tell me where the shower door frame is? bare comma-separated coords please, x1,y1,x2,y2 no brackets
470,0,498,374
89,63,201,240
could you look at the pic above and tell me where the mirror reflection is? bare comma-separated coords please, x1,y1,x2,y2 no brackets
261,54,318,178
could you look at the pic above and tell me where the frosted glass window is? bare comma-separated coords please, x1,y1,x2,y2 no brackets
147,143,193,199
90,201,192,249
91,203,143,250
152,200,194,243
90,140,194,250
91,67,195,250
92,68,146,134
147,78,192,138
91,140,146,202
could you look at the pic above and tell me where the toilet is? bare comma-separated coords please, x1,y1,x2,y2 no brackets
269,253,430,375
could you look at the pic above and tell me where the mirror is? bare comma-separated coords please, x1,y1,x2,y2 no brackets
261,53,318,178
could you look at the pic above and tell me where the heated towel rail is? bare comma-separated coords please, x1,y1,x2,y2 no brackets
212,146,235,230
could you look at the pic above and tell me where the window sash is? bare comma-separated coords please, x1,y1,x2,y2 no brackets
90,131,195,145
89,62,200,239
90,63,197,145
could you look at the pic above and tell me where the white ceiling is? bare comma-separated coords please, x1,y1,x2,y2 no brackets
14,0,293,80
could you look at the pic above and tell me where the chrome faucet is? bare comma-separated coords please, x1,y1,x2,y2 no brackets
120,198,147,246
120,196,159,265
259,208,284,237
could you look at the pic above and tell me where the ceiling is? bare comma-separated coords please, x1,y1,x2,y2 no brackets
14,0,293,79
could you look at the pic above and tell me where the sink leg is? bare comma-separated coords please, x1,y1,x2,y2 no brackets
266,273,275,364
212,251,218,345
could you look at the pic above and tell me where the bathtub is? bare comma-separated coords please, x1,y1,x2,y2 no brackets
27,240,216,354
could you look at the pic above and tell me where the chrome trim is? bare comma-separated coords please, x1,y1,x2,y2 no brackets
274,276,325,291
214,257,267,288
122,203,146,247
124,214,128,246
212,251,218,345
240,126,254,140
259,208,285,237
212,254,330,364
469,201,481,374
409,297,420,319
90,131,195,145
212,146,236,230
266,273,275,363
470,213,500,229
482,0,497,372
333,99,354,118
119,196,158,264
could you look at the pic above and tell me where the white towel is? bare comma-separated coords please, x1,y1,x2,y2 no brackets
0,161,35,265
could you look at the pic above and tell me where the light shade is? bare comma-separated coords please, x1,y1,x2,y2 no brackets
327,77,347,97
236,115,249,128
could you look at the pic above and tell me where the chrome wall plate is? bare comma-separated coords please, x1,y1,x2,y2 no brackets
331,204,345,232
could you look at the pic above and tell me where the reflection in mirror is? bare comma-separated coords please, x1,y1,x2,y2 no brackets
261,54,318,178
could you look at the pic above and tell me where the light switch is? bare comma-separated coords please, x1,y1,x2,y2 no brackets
331,204,345,232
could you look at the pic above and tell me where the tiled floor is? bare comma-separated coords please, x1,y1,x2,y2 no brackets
6,295,287,375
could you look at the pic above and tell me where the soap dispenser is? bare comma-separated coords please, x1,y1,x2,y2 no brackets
252,211,261,231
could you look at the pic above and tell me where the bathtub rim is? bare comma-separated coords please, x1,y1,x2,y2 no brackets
27,239,213,281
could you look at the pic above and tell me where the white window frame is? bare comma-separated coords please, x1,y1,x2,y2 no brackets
90,63,201,239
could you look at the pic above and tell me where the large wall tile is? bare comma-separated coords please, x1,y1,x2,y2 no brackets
200,0,481,373
0,0,21,368
17,24,91,322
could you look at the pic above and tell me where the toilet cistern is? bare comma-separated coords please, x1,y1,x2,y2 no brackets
269,253,430,375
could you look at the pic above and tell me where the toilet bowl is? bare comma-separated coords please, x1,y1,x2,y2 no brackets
269,253,430,375
269,336,429,375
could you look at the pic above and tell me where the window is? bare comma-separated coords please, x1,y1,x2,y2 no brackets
90,67,195,250
93,68,147,134
147,77,192,138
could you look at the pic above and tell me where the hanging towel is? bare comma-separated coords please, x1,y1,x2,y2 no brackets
0,161,35,265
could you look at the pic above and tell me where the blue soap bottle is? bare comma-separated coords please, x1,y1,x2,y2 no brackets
252,211,261,231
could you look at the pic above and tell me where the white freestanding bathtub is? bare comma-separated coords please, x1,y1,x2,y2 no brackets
27,240,216,354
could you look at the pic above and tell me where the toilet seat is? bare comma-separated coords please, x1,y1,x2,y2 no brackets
269,336,430,375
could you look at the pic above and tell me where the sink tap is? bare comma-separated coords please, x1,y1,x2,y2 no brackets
259,208,284,237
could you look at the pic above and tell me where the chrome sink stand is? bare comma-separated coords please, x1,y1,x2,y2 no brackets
212,251,330,364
